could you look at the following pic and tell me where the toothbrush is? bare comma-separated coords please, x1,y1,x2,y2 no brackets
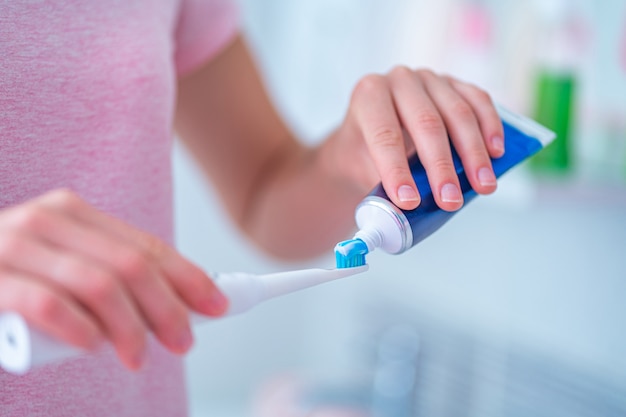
0,265,368,375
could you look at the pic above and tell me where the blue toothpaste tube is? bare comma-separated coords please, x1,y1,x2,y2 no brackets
335,105,556,267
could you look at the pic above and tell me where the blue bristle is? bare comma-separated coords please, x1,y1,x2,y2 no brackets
334,239,369,269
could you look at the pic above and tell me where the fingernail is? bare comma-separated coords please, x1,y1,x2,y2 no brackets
176,328,194,352
441,183,462,203
491,136,504,154
478,167,497,187
203,291,229,316
397,185,419,202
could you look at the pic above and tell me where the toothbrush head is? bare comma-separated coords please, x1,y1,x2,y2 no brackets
334,238,369,269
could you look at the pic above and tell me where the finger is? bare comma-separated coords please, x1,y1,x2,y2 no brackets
45,255,149,370
0,272,103,351
104,249,194,355
351,74,420,210
38,190,228,317
388,67,463,211
0,233,148,370
121,231,228,317
6,207,195,354
447,77,505,158
419,71,497,195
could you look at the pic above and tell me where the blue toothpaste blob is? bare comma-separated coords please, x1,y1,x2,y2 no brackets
335,106,555,268
334,238,369,268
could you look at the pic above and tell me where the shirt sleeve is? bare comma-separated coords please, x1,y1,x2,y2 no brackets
174,0,240,77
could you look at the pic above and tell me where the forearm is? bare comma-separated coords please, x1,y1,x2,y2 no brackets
175,36,368,261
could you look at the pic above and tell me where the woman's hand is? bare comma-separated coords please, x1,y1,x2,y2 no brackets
0,189,228,370
324,67,505,212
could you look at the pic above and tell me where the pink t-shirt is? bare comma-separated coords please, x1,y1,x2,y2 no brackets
0,1,238,416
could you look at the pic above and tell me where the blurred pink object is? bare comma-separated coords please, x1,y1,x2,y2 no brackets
460,2,491,48
252,374,370,417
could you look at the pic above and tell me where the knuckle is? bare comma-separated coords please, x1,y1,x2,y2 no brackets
30,292,63,321
84,270,118,303
154,304,188,331
143,234,167,259
12,206,49,233
389,65,413,79
45,188,81,210
466,145,489,161
473,88,492,104
440,73,455,83
0,232,23,258
431,157,456,173
115,251,150,284
450,100,474,120
415,110,444,132
371,126,403,148
416,68,437,79
384,165,412,182
352,74,386,99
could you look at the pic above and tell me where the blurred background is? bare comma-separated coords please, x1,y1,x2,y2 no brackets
173,0,626,416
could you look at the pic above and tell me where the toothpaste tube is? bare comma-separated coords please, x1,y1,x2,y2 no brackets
340,106,556,259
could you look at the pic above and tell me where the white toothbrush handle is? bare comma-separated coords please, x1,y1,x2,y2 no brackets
0,312,83,375
0,266,367,374
0,274,260,375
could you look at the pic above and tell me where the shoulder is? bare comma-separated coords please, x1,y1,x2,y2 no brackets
174,0,241,76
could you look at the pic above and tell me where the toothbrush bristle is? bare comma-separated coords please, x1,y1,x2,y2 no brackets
334,239,369,269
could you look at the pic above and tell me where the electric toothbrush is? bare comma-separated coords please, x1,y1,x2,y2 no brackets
0,265,368,375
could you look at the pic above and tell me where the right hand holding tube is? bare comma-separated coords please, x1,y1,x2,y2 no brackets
0,189,228,370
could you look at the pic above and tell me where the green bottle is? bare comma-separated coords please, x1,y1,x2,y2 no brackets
529,0,579,176
530,70,575,173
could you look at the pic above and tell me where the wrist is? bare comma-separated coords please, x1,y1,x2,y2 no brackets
316,119,375,197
